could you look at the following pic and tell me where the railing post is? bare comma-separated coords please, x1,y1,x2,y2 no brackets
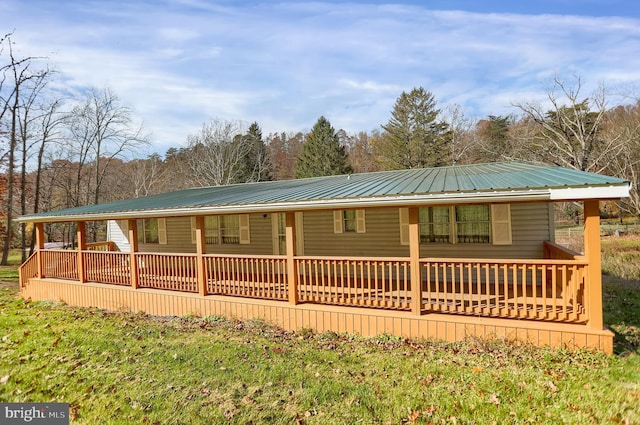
128,219,139,290
195,216,208,296
286,212,298,305
76,221,86,283
584,200,603,329
409,207,422,315
35,222,45,279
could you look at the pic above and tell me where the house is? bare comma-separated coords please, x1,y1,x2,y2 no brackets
17,161,630,353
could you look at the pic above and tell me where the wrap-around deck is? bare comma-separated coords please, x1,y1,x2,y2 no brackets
20,241,589,324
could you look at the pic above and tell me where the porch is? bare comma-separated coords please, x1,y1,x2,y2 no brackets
19,243,589,324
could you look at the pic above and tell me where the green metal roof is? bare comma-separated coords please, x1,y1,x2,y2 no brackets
18,161,630,223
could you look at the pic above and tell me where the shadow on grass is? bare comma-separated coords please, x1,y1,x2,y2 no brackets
603,274,640,355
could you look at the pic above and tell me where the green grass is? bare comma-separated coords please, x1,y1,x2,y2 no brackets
1,243,639,424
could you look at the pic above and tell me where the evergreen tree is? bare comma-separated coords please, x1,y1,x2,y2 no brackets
373,87,450,170
237,122,272,182
295,116,352,178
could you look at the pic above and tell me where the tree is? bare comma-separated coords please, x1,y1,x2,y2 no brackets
294,116,352,178
237,122,271,182
442,104,477,165
373,87,450,170
475,115,513,162
267,131,304,180
513,76,620,173
65,87,148,206
0,32,51,264
185,118,261,186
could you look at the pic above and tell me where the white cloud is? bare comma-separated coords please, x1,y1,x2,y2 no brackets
3,0,640,154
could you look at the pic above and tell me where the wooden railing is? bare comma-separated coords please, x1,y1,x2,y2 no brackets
23,250,590,323
136,253,198,292
206,254,288,300
86,241,118,252
296,257,411,310
419,258,588,322
41,250,78,280
544,241,583,260
18,252,38,287
84,251,130,285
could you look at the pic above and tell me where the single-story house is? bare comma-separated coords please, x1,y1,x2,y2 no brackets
17,161,630,352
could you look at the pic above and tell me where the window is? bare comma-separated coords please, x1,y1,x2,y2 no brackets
274,213,286,255
136,218,167,244
333,210,366,233
455,205,490,243
419,206,450,243
343,210,357,232
400,204,511,246
191,215,250,245
220,215,240,244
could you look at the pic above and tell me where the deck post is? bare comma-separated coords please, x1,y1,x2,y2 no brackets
35,222,45,278
195,216,208,296
584,200,603,330
286,212,298,305
76,221,87,283
409,207,422,315
128,219,139,290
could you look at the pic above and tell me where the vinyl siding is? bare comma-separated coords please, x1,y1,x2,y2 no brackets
116,215,275,255
109,203,553,259
303,203,552,259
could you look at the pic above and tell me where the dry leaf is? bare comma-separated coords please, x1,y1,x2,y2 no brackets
489,393,500,406
0,375,9,384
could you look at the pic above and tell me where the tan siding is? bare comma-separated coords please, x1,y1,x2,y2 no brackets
137,215,274,255
302,209,408,257
303,203,551,259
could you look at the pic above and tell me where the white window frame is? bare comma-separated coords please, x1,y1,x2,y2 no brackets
190,215,250,245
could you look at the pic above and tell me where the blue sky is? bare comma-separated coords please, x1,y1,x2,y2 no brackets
3,0,640,155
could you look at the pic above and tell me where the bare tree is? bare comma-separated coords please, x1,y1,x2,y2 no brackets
513,76,622,173
0,33,50,264
65,87,149,206
185,119,255,186
442,104,478,165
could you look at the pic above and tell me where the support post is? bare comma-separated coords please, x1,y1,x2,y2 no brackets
35,222,45,279
195,216,208,296
285,212,298,305
584,200,603,329
128,219,139,290
76,221,86,283
409,207,422,315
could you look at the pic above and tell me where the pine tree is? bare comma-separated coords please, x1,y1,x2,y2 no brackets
295,116,352,178
373,87,450,170
237,122,272,182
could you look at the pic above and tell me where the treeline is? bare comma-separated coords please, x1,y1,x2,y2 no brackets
2,33,640,263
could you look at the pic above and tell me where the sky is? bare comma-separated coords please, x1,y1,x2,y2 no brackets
3,0,640,155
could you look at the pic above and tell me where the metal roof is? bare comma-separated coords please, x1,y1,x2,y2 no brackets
18,161,631,223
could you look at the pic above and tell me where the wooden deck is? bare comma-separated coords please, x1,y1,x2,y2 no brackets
18,241,613,352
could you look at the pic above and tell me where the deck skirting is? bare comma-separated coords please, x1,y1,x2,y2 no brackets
21,278,613,353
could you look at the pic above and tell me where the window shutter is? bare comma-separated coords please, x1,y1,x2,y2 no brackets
491,204,512,245
355,209,366,233
239,214,251,244
295,212,305,255
190,217,197,244
158,218,168,245
333,210,343,234
271,214,280,254
399,208,409,246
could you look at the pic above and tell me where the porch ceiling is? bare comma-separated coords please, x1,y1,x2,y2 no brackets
18,161,630,223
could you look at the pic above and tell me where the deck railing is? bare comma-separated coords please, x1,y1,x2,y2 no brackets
296,256,411,310
21,249,589,323
419,258,587,322
136,253,198,293
84,251,130,286
18,252,39,287
205,254,288,300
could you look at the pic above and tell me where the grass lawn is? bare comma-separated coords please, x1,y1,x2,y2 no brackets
0,242,639,424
